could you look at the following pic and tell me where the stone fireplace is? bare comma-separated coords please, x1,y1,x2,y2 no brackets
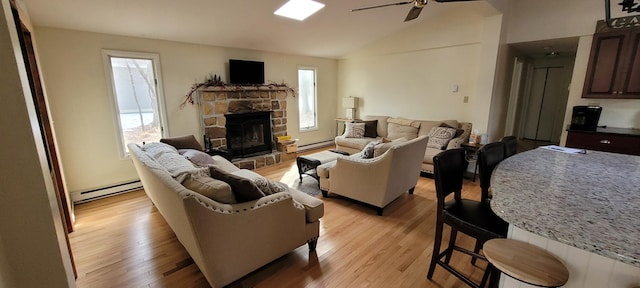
198,86,289,169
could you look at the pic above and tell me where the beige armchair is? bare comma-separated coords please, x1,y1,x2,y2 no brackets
317,136,428,215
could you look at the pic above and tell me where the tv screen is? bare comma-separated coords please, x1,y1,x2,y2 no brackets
229,59,265,85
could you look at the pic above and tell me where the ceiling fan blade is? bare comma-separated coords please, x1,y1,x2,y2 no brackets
404,6,423,21
352,1,413,12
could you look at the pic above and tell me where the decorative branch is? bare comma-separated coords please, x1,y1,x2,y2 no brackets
180,74,296,109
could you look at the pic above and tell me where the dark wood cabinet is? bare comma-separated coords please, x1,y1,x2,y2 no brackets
566,128,640,155
583,28,640,99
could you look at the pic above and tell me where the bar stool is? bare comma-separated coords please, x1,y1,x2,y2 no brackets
482,239,569,288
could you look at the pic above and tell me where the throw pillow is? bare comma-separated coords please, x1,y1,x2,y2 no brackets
179,149,216,167
363,120,378,138
160,135,203,151
439,122,465,138
427,127,458,149
343,122,365,138
361,140,380,159
209,166,265,202
182,174,237,204
253,177,289,195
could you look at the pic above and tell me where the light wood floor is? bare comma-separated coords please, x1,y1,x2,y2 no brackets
70,149,489,287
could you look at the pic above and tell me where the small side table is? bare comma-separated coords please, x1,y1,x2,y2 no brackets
461,142,483,181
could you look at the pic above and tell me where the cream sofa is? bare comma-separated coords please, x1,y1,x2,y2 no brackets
316,136,428,215
335,116,472,174
128,143,323,287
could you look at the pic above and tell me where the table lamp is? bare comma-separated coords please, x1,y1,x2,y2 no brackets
343,97,358,119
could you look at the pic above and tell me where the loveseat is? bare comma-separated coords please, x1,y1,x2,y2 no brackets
335,115,472,174
128,142,323,287
317,136,428,215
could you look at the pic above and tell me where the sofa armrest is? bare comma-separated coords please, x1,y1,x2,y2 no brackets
288,189,324,223
447,137,465,149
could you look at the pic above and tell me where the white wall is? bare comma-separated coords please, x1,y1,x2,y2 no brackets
338,8,502,130
33,27,338,194
0,0,75,286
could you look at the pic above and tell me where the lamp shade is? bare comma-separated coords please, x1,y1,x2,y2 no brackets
342,97,358,109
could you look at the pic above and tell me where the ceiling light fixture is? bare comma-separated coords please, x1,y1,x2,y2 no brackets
274,0,325,21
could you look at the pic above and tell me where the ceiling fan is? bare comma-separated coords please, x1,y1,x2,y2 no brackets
352,0,477,22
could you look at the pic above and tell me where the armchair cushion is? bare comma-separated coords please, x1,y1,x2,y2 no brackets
374,137,408,157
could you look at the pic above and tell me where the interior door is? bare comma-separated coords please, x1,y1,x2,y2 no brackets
522,67,565,142
11,1,77,277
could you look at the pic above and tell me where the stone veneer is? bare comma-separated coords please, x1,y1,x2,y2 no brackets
198,86,290,170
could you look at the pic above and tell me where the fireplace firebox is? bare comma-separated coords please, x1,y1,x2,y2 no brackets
225,111,272,157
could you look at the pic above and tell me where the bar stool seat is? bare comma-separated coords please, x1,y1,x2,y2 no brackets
483,239,569,287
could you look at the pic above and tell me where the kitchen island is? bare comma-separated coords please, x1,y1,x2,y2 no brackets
490,147,640,288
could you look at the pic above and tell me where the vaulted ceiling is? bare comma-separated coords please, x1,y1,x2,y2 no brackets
23,0,498,58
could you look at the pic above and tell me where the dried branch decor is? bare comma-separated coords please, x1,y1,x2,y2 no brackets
181,74,296,108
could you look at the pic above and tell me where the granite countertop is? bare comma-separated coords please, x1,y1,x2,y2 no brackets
490,147,640,268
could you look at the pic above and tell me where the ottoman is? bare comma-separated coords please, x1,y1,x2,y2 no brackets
297,150,350,183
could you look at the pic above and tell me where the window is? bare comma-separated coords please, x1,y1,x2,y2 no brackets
298,67,317,131
103,50,167,157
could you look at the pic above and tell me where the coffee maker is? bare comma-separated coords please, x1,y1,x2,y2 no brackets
570,106,602,131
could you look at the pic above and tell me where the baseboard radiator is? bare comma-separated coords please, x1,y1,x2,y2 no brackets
71,180,142,204
297,140,334,152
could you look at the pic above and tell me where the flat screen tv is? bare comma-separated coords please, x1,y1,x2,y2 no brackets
229,59,264,85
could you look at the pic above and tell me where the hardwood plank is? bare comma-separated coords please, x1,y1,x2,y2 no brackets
69,148,489,287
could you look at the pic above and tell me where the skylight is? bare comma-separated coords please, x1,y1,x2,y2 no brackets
274,0,325,21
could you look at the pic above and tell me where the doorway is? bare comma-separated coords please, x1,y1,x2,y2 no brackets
505,38,578,148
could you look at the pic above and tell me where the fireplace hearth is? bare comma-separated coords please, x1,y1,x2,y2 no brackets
225,111,272,157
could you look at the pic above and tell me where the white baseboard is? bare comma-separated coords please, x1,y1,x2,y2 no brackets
71,180,142,204
297,140,334,152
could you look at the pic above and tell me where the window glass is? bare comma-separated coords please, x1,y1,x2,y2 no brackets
298,68,317,130
104,51,166,157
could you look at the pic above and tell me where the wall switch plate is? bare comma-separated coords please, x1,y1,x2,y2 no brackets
463,96,469,103
452,84,459,93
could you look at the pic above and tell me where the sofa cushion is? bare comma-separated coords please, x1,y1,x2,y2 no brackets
427,127,458,149
424,147,442,164
387,118,420,140
335,136,377,151
182,173,237,204
209,166,265,202
363,120,378,138
179,149,216,167
343,122,366,138
160,135,203,151
418,120,443,137
363,115,390,138
361,140,379,159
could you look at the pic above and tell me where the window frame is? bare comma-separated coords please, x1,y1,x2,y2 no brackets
102,50,169,159
297,66,318,132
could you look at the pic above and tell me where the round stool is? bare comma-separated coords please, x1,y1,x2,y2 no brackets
483,239,569,287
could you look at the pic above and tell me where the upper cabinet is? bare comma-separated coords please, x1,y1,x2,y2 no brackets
583,28,640,99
